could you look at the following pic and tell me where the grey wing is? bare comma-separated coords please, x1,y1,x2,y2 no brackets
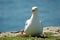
25,20,29,26
24,20,29,31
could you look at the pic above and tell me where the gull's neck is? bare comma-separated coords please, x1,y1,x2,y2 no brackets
31,12,39,20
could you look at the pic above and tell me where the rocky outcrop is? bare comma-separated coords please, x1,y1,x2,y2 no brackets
0,26,60,37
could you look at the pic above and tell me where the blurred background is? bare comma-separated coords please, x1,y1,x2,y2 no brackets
0,0,60,32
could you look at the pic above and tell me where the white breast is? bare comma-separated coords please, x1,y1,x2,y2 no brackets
24,6,43,35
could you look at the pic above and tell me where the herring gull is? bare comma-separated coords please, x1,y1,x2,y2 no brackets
24,6,43,36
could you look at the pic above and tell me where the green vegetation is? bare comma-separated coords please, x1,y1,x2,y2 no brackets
0,32,60,40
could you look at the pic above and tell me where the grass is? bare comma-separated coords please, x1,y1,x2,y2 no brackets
0,32,60,40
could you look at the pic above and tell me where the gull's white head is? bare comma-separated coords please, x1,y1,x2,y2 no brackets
32,6,38,14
